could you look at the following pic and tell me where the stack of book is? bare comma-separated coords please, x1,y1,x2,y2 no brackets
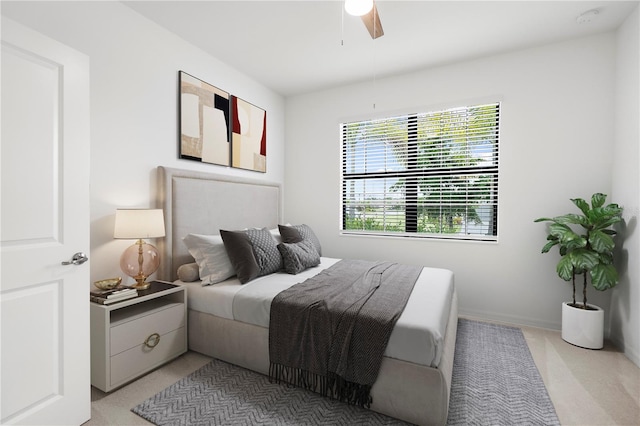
90,287,138,305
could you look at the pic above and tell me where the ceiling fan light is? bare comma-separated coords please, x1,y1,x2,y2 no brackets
345,0,374,17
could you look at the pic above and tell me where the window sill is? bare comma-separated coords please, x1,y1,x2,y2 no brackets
339,230,498,243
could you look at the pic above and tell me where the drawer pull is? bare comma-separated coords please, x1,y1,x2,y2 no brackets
144,333,161,349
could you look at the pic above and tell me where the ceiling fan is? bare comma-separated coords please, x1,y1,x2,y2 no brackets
345,0,384,39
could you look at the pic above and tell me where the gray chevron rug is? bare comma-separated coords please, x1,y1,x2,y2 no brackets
446,319,560,426
132,319,559,425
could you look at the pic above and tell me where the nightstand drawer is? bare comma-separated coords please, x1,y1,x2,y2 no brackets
110,303,184,356
110,326,186,387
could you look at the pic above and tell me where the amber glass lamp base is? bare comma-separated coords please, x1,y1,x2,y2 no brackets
120,239,160,290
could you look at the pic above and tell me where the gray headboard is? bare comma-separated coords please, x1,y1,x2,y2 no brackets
157,166,282,281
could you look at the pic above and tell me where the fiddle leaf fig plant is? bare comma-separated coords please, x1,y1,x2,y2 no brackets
534,193,623,309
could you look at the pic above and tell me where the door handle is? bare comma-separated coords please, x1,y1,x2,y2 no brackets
62,252,89,265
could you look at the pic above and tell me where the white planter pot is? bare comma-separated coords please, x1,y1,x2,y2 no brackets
561,302,604,349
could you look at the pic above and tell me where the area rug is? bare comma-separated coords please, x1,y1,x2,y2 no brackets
132,319,559,426
446,319,560,425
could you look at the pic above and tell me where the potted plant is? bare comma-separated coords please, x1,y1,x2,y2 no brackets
534,193,623,349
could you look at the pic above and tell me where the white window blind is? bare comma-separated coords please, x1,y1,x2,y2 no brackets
341,102,500,240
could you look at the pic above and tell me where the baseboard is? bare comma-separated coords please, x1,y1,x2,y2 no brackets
458,308,561,331
608,334,640,368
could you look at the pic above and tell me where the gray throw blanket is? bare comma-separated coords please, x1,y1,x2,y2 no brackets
269,259,421,407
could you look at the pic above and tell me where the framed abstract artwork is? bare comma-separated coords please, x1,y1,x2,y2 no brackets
231,96,267,173
179,71,231,167
178,71,267,173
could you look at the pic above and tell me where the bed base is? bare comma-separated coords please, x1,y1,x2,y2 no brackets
187,292,458,426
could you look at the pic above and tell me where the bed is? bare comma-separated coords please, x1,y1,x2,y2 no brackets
156,166,458,426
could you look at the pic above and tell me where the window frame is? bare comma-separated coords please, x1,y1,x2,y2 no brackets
340,102,501,242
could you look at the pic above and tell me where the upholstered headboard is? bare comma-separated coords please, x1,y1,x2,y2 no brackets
157,166,282,281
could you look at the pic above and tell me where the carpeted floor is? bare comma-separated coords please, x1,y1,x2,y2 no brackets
132,319,559,425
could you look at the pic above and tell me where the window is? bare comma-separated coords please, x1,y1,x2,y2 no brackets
341,102,500,241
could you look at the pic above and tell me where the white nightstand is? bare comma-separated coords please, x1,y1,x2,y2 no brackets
90,281,187,392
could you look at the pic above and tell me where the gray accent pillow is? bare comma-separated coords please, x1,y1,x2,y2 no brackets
279,224,322,256
220,228,282,284
277,239,320,274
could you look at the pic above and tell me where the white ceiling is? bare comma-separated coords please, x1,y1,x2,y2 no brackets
125,1,638,97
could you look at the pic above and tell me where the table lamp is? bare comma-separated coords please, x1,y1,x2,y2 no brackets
114,209,165,289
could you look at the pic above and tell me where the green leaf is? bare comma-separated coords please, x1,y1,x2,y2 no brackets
592,221,620,234
590,264,618,290
589,207,609,221
548,222,571,237
589,204,622,226
589,229,615,253
534,217,553,223
598,252,614,265
548,223,586,249
541,240,558,253
553,214,588,226
570,249,600,271
572,198,590,216
603,203,622,214
591,193,607,209
556,256,574,281
608,207,624,220
567,237,588,251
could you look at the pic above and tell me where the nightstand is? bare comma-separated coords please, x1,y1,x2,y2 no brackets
90,281,187,392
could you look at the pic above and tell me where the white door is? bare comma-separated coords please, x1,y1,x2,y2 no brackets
0,17,91,425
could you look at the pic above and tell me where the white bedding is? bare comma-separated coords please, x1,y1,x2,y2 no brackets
179,257,454,368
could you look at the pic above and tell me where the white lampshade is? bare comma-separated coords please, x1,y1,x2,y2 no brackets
114,209,165,239
345,0,373,16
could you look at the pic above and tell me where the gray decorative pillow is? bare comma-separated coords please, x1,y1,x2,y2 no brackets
220,228,282,284
277,239,320,275
279,224,322,256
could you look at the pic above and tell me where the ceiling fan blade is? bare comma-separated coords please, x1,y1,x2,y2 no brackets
361,1,384,39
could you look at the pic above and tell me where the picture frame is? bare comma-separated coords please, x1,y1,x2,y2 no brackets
231,96,267,173
178,71,267,173
179,71,231,167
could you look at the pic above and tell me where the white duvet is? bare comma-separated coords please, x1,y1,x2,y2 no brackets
179,257,455,368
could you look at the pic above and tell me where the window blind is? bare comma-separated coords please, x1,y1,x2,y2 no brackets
341,102,500,240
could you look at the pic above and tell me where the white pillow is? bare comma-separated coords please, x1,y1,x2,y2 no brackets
269,227,282,244
248,227,282,243
182,234,236,285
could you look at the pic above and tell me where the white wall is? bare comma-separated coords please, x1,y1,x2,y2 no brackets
1,2,286,285
611,6,640,366
285,34,617,331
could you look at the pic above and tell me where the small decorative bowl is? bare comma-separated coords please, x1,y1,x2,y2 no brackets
94,277,122,290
